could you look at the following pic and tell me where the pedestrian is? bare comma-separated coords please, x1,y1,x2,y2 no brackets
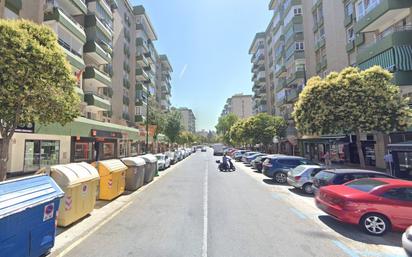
324,151,331,167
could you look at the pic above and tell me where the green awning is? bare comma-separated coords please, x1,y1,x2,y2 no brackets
35,117,141,140
394,45,412,71
358,48,395,71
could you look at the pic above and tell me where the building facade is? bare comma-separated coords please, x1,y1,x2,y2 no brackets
0,0,173,175
178,108,196,134
249,32,268,114
157,55,173,111
221,94,253,119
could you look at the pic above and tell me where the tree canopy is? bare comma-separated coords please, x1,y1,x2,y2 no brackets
0,20,80,181
293,66,412,167
215,113,239,145
164,110,183,144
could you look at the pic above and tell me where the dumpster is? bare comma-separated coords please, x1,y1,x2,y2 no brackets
121,157,146,191
140,154,158,183
0,175,64,257
50,162,100,227
93,159,127,200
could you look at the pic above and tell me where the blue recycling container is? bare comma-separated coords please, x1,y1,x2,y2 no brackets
0,175,64,257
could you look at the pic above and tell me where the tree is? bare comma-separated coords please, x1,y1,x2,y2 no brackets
248,113,287,150
293,66,412,168
177,131,196,146
215,113,239,145
147,95,166,140
164,110,182,144
0,20,80,181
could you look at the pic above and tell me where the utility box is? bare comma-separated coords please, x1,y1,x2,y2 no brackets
50,162,100,227
93,159,127,200
140,154,158,183
0,175,64,257
121,157,146,191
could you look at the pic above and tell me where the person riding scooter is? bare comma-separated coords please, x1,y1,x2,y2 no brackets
222,153,235,171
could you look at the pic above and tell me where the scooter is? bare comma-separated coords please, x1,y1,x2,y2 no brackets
216,159,236,172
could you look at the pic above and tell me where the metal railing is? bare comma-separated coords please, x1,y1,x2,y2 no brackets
58,38,82,58
359,25,412,52
83,91,111,101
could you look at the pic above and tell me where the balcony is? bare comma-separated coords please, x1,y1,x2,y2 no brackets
58,38,85,70
85,14,112,41
136,38,149,52
357,25,412,64
314,36,326,51
136,68,149,81
44,7,86,43
144,51,155,64
275,64,287,77
87,0,113,20
5,0,22,14
346,40,355,52
286,70,305,85
354,0,412,33
84,41,111,64
84,92,111,111
74,86,84,101
276,78,287,92
321,57,327,69
344,13,354,27
136,54,149,67
286,86,302,103
83,66,111,88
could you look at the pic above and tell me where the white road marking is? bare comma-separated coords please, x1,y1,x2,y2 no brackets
202,161,209,257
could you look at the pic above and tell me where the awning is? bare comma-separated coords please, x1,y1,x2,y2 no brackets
394,45,412,71
34,117,141,140
388,141,412,152
358,48,395,71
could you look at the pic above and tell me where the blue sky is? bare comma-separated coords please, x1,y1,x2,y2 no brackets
131,0,272,131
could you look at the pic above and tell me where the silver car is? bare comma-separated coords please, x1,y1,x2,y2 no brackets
287,165,324,194
403,225,412,257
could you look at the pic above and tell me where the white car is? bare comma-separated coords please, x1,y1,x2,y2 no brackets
155,154,170,170
403,225,412,256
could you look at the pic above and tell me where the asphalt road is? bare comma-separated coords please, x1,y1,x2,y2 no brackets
64,150,351,257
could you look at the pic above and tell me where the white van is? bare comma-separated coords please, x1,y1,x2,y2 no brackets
212,143,225,156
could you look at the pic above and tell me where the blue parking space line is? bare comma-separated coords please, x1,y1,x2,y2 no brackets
357,251,406,257
332,240,359,257
271,192,282,200
289,207,307,220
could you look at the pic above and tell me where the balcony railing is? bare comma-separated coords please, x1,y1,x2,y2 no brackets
58,38,82,58
359,25,412,52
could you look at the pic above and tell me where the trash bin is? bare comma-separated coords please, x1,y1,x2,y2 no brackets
121,157,146,191
50,162,100,227
140,154,158,183
92,159,127,200
0,175,64,257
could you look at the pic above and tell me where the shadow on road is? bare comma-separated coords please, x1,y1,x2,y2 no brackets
262,179,290,187
56,213,91,236
318,215,403,247
288,188,313,198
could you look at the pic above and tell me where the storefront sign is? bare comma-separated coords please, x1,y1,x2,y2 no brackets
91,129,122,139
15,123,34,133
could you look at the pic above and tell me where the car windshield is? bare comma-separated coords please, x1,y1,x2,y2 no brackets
156,156,163,160
315,171,335,181
291,165,307,176
345,179,388,192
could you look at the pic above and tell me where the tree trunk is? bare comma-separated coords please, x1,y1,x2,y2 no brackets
0,137,11,182
356,129,366,168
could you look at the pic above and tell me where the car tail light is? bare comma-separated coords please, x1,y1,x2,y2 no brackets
294,176,301,181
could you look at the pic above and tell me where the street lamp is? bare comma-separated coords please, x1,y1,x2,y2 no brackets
145,89,150,154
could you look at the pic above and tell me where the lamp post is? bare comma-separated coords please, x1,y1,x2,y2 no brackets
145,90,150,154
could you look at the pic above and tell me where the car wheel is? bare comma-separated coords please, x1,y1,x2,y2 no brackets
274,172,287,184
360,213,390,236
302,183,314,194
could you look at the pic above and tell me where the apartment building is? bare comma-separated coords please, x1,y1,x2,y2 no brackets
157,55,173,111
178,108,196,134
221,94,253,119
249,32,268,114
0,0,173,175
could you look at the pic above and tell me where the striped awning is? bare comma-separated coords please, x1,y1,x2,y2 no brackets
394,45,412,71
358,48,395,71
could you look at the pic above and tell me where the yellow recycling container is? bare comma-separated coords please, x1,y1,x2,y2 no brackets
93,159,127,201
50,162,100,227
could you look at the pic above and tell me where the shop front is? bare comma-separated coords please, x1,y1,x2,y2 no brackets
387,142,412,181
6,117,141,176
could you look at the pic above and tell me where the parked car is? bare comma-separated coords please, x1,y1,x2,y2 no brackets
262,156,317,183
201,146,207,152
252,155,275,172
155,154,170,170
233,150,248,161
212,143,225,156
166,151,177,165
251,155,266,170
403,225,412,256
315,178,412,236
240,151,259,163
312,169,394,194
287,165,325,194
244,153,266,165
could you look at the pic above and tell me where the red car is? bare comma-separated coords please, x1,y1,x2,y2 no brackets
315,178,412,236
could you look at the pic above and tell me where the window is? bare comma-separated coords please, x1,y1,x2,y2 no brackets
24,140,60,172
381,188,412,202
103,142,116,159
74,142,94,162
346,178,387,192
295,42,304,51
294,7,302,15
347,27,355,42
344,1,353,17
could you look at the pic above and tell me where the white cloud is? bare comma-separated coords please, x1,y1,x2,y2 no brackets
179,64,188,79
